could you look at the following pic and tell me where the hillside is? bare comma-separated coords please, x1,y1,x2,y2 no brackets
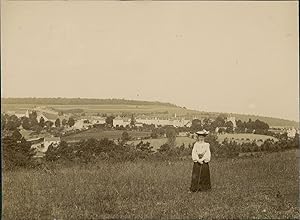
2,97,298,127
1,97,178,107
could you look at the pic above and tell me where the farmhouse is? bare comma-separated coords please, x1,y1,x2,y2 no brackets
73,119,93,130
113,116,131,127
135,122,143,127
44,136,61,148
8,109,64,125
30,136,61,158
287,128,297,138
135,117,192,128
135,118,158,126
90,116,106,125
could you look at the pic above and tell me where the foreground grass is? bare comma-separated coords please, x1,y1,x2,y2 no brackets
3,150,299,219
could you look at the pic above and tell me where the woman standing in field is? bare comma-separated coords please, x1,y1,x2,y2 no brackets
189,130,211,192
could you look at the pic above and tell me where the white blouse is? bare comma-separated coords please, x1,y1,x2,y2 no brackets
192,142,211,163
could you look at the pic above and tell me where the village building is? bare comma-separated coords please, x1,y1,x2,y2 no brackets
26,135,61,158
44,136,61,148
90,116,106,125
287,128,297,138
72,119,93,130
135,117,192,128
135,118,159,127
135,122,143,127
113,116,131,127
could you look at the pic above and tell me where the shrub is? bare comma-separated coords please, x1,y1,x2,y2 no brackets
2,135,34,170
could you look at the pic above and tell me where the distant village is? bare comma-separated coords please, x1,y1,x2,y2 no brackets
4,106,299,159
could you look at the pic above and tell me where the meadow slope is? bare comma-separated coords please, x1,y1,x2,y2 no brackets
3,150,299,219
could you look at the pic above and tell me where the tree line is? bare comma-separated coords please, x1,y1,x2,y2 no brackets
2,112,75,133
2,126,298,171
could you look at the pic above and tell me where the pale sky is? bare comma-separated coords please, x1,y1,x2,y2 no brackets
1,1,299,121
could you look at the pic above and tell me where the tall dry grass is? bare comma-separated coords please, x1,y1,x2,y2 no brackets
3,150,299,219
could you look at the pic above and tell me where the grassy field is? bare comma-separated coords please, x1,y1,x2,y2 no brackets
3,150,299,219
218,133,278,146
128,137,196,151
62,129,151,142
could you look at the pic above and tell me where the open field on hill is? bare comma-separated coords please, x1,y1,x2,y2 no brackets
2,103,195,117
1,104,39,112
3,150,299,219
128,133,278,150
128,137,196,151
62,129,151,142
218,133,278,143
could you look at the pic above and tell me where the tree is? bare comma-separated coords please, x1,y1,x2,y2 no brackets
55,118,61,127
218,127,226,134
158,143,171,153
62,118,67,127
105,116,115,127
214,114,226,127
225,121,234,133
151,129,159,138
166,127,176,147
29,111,39,128
45,121,54,130
68,117,75,127
2,135,34,170
121,131,130,142
20,116,31,130
6,115,21,131
191,119,202,132
29,111,37,120
39,117,45,128
1,113,8,130
11,130,22,141
130,114,135,126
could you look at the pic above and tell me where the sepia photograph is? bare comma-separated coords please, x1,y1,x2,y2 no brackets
1,1,299,219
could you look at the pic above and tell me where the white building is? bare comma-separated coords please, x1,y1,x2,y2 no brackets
30,136,61,158
135,117,191,128
135,118,158,126
113,116,131,127
44,137,61,148
287,128,297,138
73,119,92,130
91,116,106,125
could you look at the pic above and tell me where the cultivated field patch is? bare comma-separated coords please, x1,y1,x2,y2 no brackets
62,129,151,142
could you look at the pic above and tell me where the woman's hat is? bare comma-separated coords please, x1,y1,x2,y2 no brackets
195,130,209,136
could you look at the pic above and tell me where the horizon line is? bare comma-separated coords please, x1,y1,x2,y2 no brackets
1,96,299,123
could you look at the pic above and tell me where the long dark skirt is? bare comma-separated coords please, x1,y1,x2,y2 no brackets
190,162,211,192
